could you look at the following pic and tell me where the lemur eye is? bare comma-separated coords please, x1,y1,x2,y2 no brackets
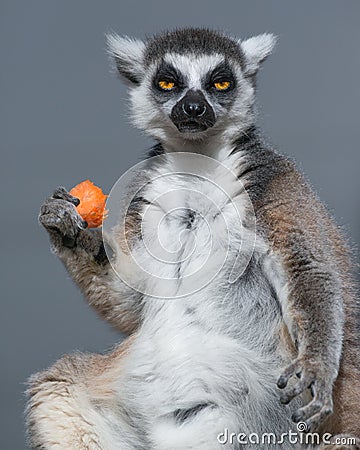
158,80,175,90
214,81,231,91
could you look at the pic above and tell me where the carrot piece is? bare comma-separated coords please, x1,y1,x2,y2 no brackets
70,180,108,228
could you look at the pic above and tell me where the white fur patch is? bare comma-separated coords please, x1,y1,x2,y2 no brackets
164,53,224,90
240,33,277,75
107,33,146,82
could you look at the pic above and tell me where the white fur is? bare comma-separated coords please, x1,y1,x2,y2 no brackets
164,53,224,91
240,33,277,76
106,33,146,82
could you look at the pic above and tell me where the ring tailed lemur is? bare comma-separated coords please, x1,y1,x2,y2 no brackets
27,28,360,449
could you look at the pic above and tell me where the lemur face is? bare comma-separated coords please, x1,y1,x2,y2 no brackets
108,28,276,143
151,55,236,134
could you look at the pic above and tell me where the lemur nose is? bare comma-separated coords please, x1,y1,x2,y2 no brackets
182,102,206,118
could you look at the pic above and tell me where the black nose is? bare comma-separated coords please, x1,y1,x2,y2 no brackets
182,101,206,118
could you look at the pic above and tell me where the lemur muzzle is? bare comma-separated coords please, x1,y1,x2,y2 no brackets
171,89,216,133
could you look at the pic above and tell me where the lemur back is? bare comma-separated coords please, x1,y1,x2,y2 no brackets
27,28,360,450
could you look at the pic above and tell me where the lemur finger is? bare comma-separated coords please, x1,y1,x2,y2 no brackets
293,398,332,426
292,378,333,425
303,382,332,418
53,186,80,206
292,397,324,423
40,212,85,249
304,403,333,431
40,198,86,225
40,211,86,239
40,199,87,236
39,212,63,231
280,372,315,405
277,359,302,389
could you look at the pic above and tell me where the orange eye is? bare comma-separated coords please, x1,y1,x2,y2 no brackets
158,80,175,90
214,81,231,91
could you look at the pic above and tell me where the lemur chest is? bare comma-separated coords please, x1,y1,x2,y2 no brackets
126,153,257,297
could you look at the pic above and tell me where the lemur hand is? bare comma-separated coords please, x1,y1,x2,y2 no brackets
277,357,334,431
39,187,88,250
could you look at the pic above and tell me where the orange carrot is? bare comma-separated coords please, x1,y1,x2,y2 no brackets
70,180,108,228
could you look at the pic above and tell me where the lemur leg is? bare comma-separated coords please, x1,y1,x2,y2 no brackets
26,338,138,450
39,187,142,333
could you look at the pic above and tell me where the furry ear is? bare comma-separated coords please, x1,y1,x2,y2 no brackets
240,33,277,76
107,33,146,85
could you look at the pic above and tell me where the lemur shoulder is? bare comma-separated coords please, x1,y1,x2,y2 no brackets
27,28,360,449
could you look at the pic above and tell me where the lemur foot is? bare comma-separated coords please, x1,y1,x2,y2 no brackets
277,357,333,430
39,187,88,250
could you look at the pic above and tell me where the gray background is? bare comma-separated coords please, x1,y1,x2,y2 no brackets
1,1,359,448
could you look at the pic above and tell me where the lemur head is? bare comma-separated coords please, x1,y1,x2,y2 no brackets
108,28,276,145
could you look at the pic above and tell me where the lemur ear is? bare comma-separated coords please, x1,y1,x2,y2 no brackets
240,33,277,77
107,33,146,85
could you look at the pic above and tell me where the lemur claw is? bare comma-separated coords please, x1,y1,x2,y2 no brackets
278,357,333,430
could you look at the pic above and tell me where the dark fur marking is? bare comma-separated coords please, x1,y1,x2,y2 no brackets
94,242,108,266
144,28,245,70
114,59,142,85
62,235,77,249
173,402,215,424
231,127,293,207
151,61,186,103
203,61,237,108
186,209,196,229
147,143,165,159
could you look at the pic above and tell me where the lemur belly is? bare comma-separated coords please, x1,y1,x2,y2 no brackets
120,286,297,448
115,157,298,445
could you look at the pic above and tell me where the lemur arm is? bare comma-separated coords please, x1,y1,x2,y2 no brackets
39,187,142,334
256,162,345,428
